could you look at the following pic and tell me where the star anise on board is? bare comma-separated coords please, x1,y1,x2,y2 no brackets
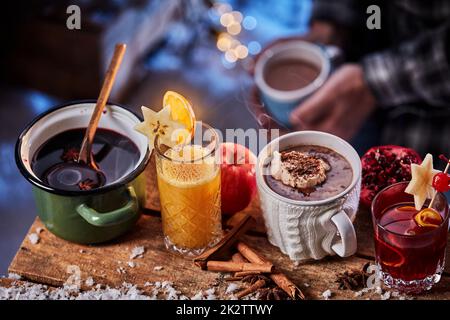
256,287,289,300
240,274,290,300
336,262,371,291
242,274,270,285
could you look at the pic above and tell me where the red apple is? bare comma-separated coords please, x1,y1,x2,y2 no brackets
219,142,257,215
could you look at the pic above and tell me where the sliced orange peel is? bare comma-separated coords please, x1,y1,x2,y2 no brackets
379,240,406,268
397,206,417,212
134,91,196,153
414,208,443,228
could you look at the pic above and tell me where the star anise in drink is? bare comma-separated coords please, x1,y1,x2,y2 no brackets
78,179,97,191
61,147,80,162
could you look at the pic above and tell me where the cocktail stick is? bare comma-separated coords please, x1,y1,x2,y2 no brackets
428,161,450,209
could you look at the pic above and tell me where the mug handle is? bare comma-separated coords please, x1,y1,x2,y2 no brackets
76,186,139,227
320,44,344,68
330,210,357,257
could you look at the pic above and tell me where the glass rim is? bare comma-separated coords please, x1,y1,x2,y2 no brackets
371,181,450,238
154,121,219,164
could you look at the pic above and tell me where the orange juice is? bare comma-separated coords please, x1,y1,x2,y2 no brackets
156,145,222,254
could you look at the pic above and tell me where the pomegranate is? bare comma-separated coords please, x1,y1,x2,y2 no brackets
361,145,422,208
219,143,257,215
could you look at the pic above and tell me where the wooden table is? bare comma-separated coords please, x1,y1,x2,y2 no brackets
4,192,450,300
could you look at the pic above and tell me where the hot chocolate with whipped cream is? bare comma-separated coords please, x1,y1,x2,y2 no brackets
264,145,352,201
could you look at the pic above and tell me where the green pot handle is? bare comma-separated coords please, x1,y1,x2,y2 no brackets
76,186,139,227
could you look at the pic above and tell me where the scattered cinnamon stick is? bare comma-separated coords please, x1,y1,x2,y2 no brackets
194,214,255,269
231,252,247,263
206,261,273,273
236,242,305,300
235,271,262,278
191,214,305,300
236,241,262,262
235,279,266,299
224,276,243,282
231,253,254,278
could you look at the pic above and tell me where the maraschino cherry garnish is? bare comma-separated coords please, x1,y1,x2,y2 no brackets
432,155,450,193
432,173,450,193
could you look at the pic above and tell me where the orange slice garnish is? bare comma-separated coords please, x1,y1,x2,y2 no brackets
135,91,196,151
414,208,443,228
163,91,195,144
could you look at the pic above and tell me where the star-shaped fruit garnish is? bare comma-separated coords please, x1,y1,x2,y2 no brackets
134,91,195,154
405,153,441,210
134,106,186,153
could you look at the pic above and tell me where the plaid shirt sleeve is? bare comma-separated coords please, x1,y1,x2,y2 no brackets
362,23,450,108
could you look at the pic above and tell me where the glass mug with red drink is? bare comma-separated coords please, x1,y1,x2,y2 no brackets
371,182,449,293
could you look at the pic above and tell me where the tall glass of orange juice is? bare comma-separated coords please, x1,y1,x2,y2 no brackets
155,122,222,256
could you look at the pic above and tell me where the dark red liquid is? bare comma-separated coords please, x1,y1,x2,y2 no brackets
32,128,140,191
374,202,447,281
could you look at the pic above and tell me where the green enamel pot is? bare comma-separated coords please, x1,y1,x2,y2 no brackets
16,101,150,244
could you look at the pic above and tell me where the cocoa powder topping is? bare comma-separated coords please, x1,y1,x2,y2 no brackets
280,151,328,179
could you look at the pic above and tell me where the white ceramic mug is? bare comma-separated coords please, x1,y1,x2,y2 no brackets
256,131,361,261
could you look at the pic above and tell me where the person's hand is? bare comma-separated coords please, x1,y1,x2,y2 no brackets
289,64,377,141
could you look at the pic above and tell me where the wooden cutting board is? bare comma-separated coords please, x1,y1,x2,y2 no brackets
7,208,450,299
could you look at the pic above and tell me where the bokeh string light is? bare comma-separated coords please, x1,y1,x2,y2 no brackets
242,16,257,30
213,2,260,66
247,41,261,55
227,22,241,36
217,33,233,51
235,44,248,59
219,12,234,27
